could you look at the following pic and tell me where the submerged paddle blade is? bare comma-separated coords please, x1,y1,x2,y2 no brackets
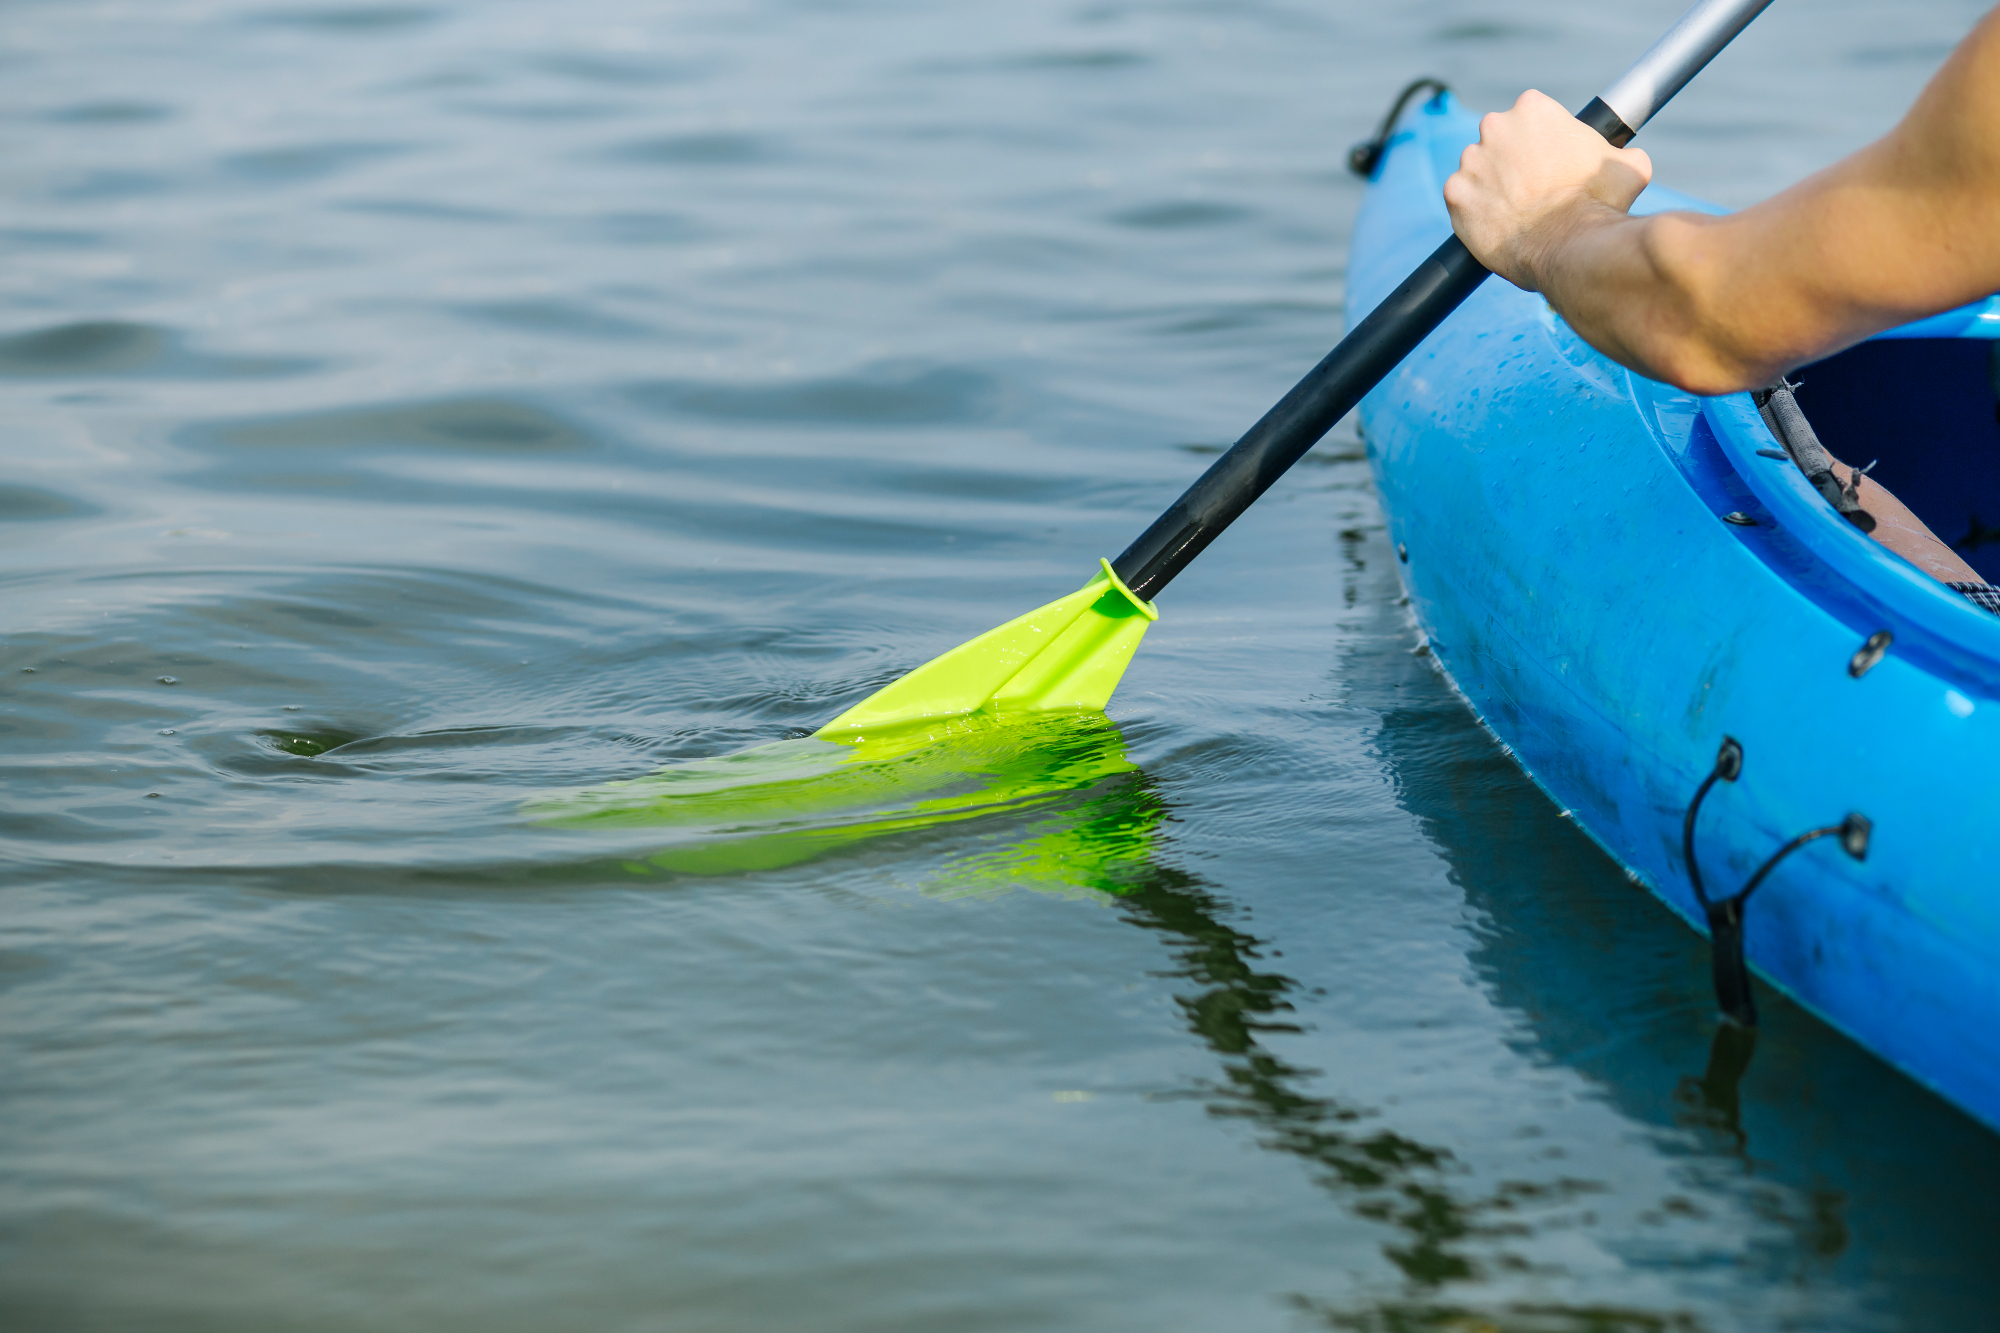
815,558,1159,741
526,711,1157,891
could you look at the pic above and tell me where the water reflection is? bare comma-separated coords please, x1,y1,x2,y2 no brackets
513,670,1999,1329
1361,685,2000,1328
537,698,1867,1329
537,711,1479,1277
1112,859,1479,1284
1677,1024,1758,1160
1104,822,1717,1331
569,704,1728,1329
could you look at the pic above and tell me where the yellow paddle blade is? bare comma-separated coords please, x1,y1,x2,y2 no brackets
814,558,1159,741
521,563,1158,858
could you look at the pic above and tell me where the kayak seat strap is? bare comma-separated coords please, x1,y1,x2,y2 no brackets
1755,382,2000,613
1753,379,1878,533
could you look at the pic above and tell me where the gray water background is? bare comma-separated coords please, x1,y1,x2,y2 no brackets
6,1,2000,1329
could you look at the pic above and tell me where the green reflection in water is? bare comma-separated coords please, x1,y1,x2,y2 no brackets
534,712,1700,1329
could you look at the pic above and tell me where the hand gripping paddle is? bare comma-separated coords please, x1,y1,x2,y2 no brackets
817,0,1776,742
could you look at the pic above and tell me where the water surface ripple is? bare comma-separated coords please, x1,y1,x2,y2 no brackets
4,1,1998,1329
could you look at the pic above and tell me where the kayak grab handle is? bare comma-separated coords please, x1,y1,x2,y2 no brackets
1108,0,1780,602
1347,78,1450,179
1682,736,1871,1027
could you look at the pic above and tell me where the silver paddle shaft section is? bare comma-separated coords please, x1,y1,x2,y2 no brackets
1596,0,1776,134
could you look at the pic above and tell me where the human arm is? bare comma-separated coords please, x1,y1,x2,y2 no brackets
1442,6,2000,396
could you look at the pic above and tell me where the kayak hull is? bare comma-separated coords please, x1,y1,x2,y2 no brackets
1351,95,2000,1132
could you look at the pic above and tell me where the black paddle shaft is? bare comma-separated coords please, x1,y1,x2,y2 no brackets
1108,0,1773,601
1109,231,1489,600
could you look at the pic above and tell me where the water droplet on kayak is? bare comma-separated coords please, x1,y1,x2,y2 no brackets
158,728,176,735
157,675,178,684
20,667,34,673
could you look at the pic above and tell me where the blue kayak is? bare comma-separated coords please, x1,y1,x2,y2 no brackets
1350,93,2000,1133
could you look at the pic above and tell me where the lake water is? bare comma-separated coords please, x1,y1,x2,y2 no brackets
5,1,1999,1329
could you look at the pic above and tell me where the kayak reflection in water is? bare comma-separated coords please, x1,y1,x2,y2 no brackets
1442,3,2000,603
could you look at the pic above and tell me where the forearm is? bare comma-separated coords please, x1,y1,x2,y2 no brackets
1524,206,1807,396
1523,208,1738,393
1450,8,2000,397
1525,163,1991,395
1436,90,1770,392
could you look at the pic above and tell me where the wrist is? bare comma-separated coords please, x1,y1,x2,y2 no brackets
1516,195,1627,295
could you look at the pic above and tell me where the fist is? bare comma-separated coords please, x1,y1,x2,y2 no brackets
1443,89,1654,290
